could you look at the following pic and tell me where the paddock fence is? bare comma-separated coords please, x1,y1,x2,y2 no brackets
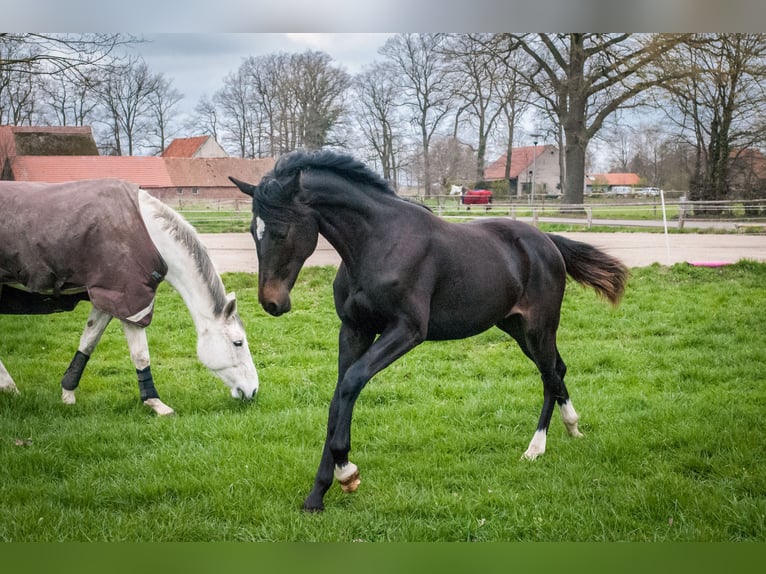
172,196,766,234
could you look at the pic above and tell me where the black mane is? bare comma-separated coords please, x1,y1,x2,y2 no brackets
271,149,397,196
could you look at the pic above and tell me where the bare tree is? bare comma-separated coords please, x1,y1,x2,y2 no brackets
428,136,477,190
147,74,183,155
440,33,509,182
93,58,162,156
0,33,136,79
241,54,285,156
498,33,688,204
661,34,766,209
186,95,221,146
0,60,38,125
380,33,453,196
214,50,350,157
352,62,404,184
215,67,259,158
37,72,100,126
290,51,350,150
495,48,534,189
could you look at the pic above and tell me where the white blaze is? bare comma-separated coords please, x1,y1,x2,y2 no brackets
255,217,266,241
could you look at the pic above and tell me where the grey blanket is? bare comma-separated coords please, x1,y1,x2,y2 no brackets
0,179,167,326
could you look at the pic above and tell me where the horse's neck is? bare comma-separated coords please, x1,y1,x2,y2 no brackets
313,189,398,263
137,191,222,330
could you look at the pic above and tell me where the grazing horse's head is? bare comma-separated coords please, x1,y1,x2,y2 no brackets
196,292,260,400
230,174,318,317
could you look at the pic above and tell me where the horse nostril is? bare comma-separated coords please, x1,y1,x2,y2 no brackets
263,301,279,316
263,300,288,316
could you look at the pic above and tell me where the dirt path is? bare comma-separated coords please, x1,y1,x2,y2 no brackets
201,231,766,273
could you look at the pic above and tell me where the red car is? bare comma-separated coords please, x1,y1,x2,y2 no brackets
461,189,493,205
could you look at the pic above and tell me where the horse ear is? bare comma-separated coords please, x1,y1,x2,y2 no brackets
229,177,255,197
224,292,237,317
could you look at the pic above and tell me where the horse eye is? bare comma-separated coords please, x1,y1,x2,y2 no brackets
233,340,244,347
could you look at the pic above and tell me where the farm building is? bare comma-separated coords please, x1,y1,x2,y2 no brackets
162,135,228,159
0,126,274,207
484,145,561,198
585,172,641,194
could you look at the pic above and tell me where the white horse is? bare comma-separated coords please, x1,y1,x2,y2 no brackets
0,181,259,414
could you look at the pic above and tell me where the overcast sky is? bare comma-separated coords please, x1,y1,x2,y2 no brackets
136,33,394,116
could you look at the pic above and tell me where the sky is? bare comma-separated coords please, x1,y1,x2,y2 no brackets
5,1,762,33
136,34,394,117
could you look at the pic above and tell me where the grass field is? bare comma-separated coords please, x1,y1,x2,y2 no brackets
1,262,765,541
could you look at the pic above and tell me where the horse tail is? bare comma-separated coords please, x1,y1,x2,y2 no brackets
546,234,629,305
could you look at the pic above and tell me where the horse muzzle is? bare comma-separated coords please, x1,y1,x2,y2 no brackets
232,384,258,401
259,284,292,316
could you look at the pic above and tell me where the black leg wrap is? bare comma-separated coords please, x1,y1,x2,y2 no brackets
61,351,90,391
136,366,160,401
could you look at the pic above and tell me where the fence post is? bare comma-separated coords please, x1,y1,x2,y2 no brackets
678,197,687,229
586,206,592,229
511,205,516,220
532,207,538,227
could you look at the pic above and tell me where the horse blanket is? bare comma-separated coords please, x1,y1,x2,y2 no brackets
0,179,167,326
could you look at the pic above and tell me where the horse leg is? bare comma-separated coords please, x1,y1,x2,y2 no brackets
121,321,174,416
303,318,423,512
61,307,112,405
0,359,19,394
303,323,374,512
498,315,581,460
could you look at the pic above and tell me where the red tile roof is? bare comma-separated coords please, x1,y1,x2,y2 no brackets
7,155,275,189
588,173,641,186
164,157,275,187
162,136,210,158
484,145,554,180
9,156,173,187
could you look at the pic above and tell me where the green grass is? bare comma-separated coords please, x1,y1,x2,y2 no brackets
1,263,765,541
177,208,252,233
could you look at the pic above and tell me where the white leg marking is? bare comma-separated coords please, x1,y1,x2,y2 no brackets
560,400,584,438
143,398,175,416
334,461,361,493
0,360,19,394
121,322,151,370
61,389,76,405
79,308,112,354
522,430,547,460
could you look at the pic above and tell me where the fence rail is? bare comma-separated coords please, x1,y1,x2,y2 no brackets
425,196,766,230
171,195,766,233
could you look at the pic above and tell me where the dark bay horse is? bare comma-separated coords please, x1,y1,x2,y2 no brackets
231,150,628,512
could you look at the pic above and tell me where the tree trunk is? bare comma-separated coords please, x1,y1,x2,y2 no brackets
560,36,587,205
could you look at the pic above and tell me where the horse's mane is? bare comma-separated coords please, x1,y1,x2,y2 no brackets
256,150,432,220
272,149,398,196
149,198,228,317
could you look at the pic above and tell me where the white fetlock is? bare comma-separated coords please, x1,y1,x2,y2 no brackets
334,461,361,493
522,430,547,460
61,389,76,405
560,400,585,438
143,398,175,416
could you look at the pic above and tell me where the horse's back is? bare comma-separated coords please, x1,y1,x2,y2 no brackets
414,218,565,339
0,179,166,325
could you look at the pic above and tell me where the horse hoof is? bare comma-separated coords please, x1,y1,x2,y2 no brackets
61,389,76,405
334,462,361,493
339,473,361,493
302,501,325,513
143,398,175,416
521,448,543,461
